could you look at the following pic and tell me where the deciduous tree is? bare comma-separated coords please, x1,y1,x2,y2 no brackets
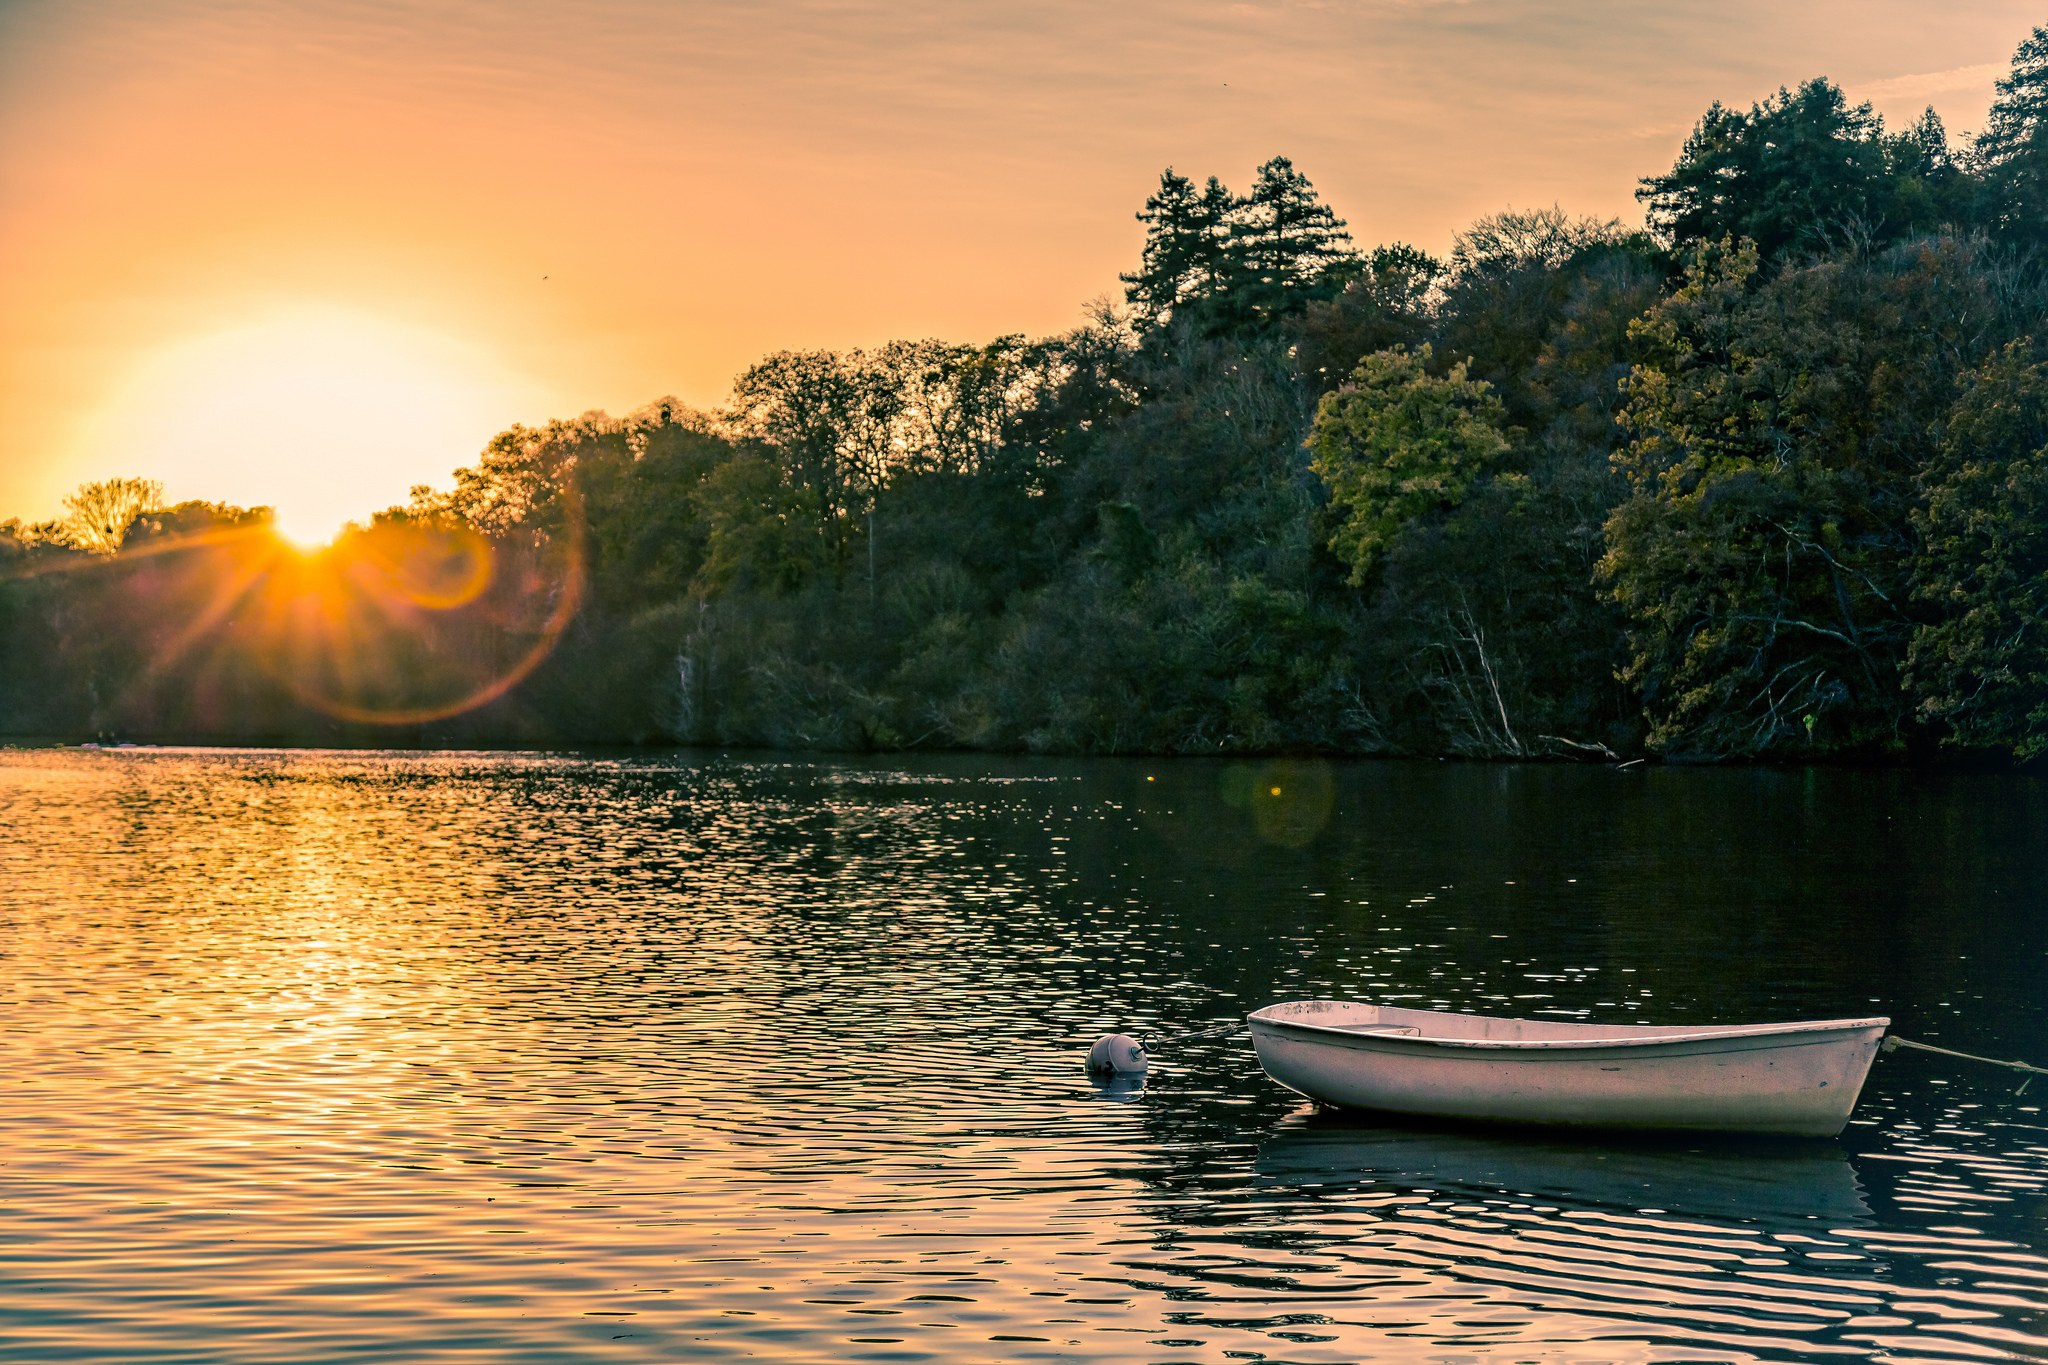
1310,345,1513,585
61,477,164,554
1601,235,2004,755
1906,342,2048,754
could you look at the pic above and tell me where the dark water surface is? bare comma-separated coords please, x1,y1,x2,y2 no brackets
2,748,2044,1364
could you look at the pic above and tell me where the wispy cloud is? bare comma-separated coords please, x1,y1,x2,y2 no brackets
1851,61,2004,103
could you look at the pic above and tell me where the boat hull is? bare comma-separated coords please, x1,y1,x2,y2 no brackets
1248,1000,1889,1138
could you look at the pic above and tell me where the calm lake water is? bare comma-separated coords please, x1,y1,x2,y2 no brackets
1,747,2044,1364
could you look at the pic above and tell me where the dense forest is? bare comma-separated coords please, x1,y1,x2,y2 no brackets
9,31,2048,763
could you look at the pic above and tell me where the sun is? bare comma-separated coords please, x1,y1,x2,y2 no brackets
78,308,540,536
272,506,350,551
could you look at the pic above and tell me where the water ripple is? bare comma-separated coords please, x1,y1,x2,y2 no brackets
0,748,2043,1362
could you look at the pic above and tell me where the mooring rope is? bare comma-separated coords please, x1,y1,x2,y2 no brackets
1142,1021,1246,1049
1886,1034,2047,1093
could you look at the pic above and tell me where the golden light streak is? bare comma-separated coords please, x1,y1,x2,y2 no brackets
6,511,583,731
288,494,586,727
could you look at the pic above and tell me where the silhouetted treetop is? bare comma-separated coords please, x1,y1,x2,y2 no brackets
1977,25,2048,251
1121,157,1360,337
1637,77,1964,260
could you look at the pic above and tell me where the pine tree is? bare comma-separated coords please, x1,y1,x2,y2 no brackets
1976,26,2048,251
1639,79,1892,258
1119,171,1234,329
1122,158,1359,337
1237,157,1359,293
1882,106,1975,239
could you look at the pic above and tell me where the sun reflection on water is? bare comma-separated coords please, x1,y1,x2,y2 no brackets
0,749,2042,1364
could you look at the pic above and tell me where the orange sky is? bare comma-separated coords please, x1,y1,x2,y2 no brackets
2,0,2039,540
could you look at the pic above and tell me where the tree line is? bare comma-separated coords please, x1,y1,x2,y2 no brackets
7,29,2048,762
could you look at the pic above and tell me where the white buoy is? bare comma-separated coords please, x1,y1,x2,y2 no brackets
1086,1033,1148,1076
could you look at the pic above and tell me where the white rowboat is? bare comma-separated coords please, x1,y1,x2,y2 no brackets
1248,1000,1891,1137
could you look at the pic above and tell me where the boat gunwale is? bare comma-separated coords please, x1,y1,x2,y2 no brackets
1248,1003,1890,1053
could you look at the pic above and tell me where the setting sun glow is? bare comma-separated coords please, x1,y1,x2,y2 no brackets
78,311,534,542
273,510,341,553
2,1,2027,533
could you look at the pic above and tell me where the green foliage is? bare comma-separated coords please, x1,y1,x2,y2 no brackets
1079,328,1312,569
1093,502,1157,581
1120,170,1237,330
690,453,824,598
726,335,1086,580
1977,27,2048,252
1436,210,1665,430
1294,244,1443,395
958,551,1374,755
1638,79,1971,260
1354,436,1630,758
1310,345,1513,584
1233,156,1366,326
1304,222,1649,757
1602,235,2008,756
15,51,2048,765
1120,157,1359,337
1906,342,2048,754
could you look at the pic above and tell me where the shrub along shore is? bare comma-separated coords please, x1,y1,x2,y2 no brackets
9,36,2048,764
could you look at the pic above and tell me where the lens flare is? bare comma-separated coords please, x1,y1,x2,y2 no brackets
33,486,587,734
284,494,585,727
349,520,494,610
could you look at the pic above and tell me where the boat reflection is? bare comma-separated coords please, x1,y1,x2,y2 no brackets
1255,1110,1871,1227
